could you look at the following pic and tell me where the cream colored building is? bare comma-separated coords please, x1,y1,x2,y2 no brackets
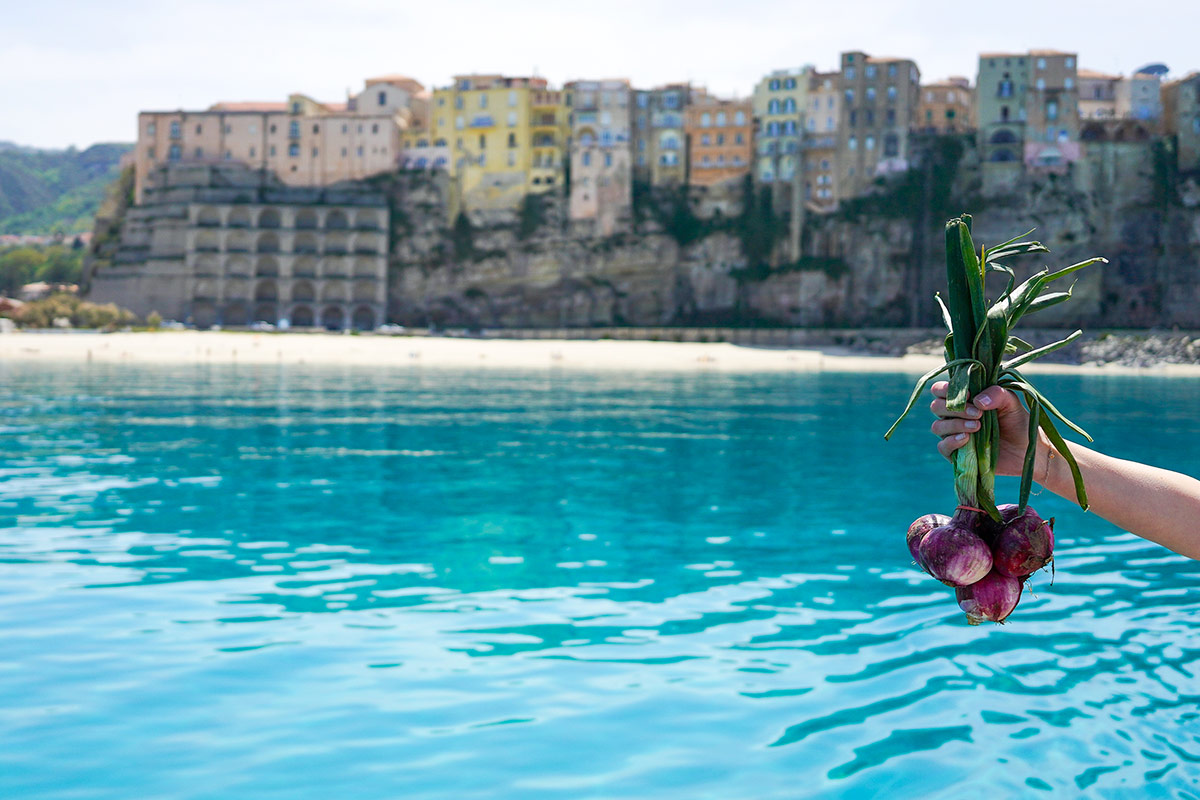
566,79,633,234
1078,69,1120,119
134,76,427,204
805,71,839,208
917,77,973,133
752,67,811,186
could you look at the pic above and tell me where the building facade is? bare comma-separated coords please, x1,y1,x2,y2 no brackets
134,77,427,204
430,74,561,216
1163,73,1200,172
916,77,974,133
684,99,753,186
631,84,690,186
752,67,811,186
836,51,921,198
1078,69,1120,119
90,163,389,330
805,71,840,207
1115,71,1164,121
976,50,1080,171
566,79,633,234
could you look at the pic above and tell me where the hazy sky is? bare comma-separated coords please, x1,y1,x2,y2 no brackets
3,0,1197,149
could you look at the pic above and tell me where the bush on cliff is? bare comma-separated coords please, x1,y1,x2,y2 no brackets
9,292,136,329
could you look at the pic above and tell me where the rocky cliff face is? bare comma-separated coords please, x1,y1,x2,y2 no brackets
381,138,1200,330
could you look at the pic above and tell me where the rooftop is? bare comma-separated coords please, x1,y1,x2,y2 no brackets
1077,69,1121,80
208,102,289,112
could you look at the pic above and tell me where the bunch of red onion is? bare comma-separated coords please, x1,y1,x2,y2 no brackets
907,504,1054,623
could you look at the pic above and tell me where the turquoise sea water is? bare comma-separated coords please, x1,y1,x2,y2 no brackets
2,361,1199,798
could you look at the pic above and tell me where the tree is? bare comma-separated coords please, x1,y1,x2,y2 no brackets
0,247,46,295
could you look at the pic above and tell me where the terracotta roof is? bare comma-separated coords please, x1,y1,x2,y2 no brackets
365,75,425,92
1029,49,1074,56
865,55,912,64
1077,68,1121,80
209,101,288,112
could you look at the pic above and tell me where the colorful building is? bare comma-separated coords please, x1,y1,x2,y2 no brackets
804,71,840,208
836,51,921,198
1115,70,1164,121
976,50,1080,172
430,74,562,216
916,77,974,134
631,84,690,186
1078,69,1120,119
684,98,753,187
752,67,811,186
565,79,633,234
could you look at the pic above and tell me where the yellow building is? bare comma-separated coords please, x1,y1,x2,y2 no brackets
430,74,566,217
752,67,811,185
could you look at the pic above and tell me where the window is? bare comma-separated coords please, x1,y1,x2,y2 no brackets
769,99,780,114
311,147,318,157
372,123,379,134
582,152,591,166
1064,77,1074,90
288,143,299,157
192,147,202,158
312,124,319,134
479,94,487,108
604,152,612,167
769,79,780,90
507,132,516,148
664,94,678,108
1047,101,1058,121
866,87,876,101
637,94,648,108
169,121,181,138
783,98,795,113
478,153,485,166
865,136,875,150
828,96,834,109
845,67,856,80
821,159,830,170
848,136,857,150
507,111,517,126
250,147,256,157
785,77,796,89
784,120,796,135
849,110,857,127
455,96,464,110
456,116,465,130
887,86,896,101
147,121,157,135
716,112,727,126
766,121,778,136
888,64,897,78
1065,57,1074,68
288,121,299,138
168,144,181,160
1037,58,1046,70
866,65,877,79
340,148,346,157
701,113,711,127
845,89,855,103
357,146,364,156
702,134,711,145
195,123,202,134
717,133,725,145
807,118,815,131
224,123,232,134
999,80,1013,98
1036,78,1045,90
735,133,744,144
508,90,517,107
147,146,155,159
735,110,746,125
478,134,486,149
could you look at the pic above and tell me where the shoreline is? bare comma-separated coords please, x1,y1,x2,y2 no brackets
3,331,1200,376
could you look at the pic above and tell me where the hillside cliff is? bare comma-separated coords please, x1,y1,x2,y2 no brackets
379,137,1200,329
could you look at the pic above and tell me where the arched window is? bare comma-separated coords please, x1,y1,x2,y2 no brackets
701,113,711,127
716,112,727,126
768,99,780,114
782,99,795,114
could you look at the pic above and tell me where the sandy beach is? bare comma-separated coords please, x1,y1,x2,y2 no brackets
3,330,1200,376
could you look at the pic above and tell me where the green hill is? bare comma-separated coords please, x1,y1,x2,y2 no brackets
0,142,133,235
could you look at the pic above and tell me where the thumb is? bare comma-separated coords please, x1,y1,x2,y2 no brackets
973,385,1021,414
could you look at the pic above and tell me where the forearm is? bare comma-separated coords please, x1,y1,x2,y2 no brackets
1041,442,1200,560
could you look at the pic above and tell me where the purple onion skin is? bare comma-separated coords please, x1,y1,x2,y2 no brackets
992,506,1054,578
919,522,993,587
956,569,1023,623
907,514,950,570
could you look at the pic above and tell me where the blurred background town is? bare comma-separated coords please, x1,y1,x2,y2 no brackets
2,43,1198,338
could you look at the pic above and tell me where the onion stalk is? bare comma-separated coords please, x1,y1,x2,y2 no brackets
885,214,1106,518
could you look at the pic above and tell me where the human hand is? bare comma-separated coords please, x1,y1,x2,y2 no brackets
929,382,1046,479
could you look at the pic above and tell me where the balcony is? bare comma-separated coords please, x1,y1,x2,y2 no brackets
533,115,557,127
469,115,495,128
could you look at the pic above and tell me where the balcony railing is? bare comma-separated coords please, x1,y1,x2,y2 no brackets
469,115,495,128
